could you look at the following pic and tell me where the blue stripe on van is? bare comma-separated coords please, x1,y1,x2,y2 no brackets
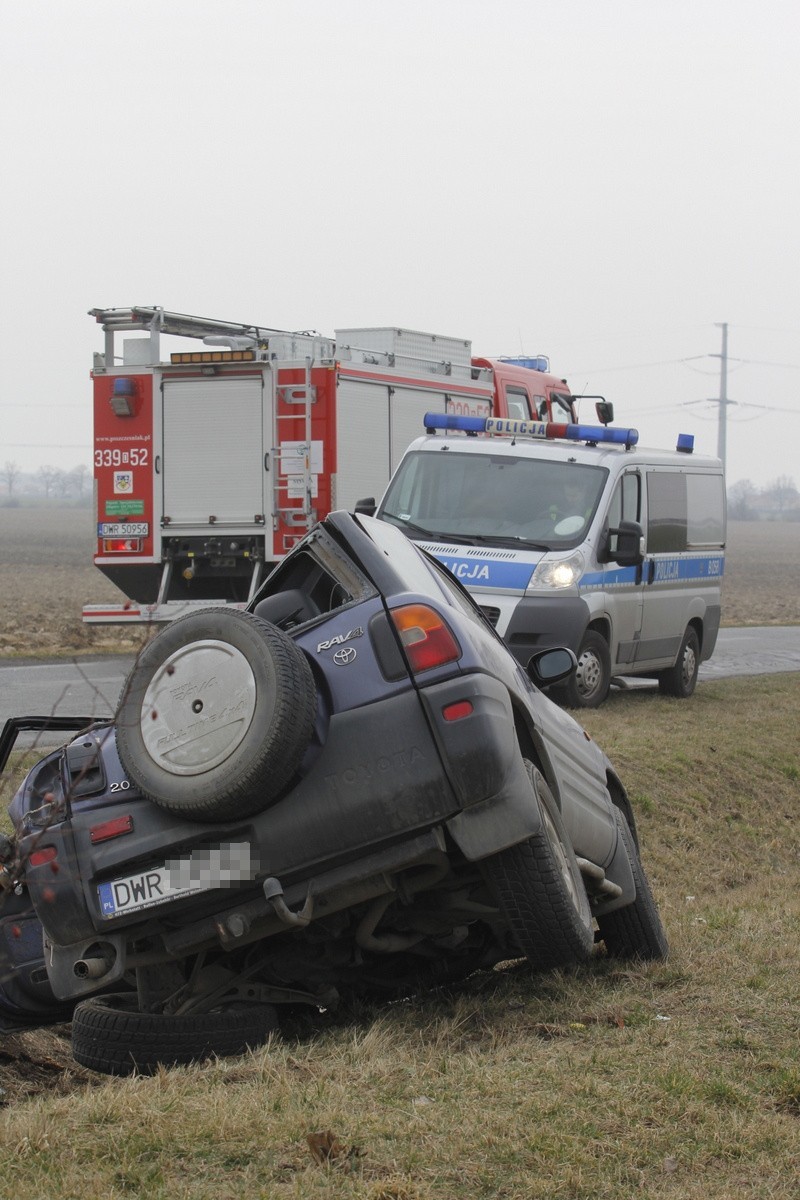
433,555,535,590
431,551,724,593
582,554,725,589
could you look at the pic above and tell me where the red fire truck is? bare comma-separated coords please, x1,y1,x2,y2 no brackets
85,307,577,623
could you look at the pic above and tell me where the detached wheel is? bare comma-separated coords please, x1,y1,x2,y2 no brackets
116,608,316,821
482,764,594,970
557,630,611,709
597,810,668,961
658,625,700,698
71,993,278,1076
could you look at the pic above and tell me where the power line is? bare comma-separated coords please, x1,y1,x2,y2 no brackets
735,358,800,370
567,355,709,375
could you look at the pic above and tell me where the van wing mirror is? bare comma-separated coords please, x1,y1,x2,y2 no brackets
609,519,645,567
595,400,614,425
527,646,577,689
354,497,377,516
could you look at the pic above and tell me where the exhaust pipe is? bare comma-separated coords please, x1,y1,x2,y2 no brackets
73,956,112,980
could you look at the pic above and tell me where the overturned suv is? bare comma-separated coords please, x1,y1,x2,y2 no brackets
1,513,666,1074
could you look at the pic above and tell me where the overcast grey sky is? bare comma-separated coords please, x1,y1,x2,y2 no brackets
2,0,798,489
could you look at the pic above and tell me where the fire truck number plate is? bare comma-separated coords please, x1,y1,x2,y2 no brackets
99,522,149,537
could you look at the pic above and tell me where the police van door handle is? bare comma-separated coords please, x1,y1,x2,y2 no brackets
647,559,656,585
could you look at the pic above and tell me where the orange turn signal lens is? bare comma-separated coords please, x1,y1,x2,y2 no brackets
389,604,461,673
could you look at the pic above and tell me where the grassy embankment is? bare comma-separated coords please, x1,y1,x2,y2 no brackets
1,672,799,1199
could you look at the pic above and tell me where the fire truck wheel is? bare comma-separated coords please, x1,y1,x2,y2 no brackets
115,608,316,821
71,993,279,1076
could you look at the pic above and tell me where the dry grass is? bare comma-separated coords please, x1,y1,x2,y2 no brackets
1,674,799,1198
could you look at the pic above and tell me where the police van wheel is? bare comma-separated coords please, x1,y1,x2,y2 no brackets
482,763,594,970
557,631,611,709
658,626,700,698
115,608,316,821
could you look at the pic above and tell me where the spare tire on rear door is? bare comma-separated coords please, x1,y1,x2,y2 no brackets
115,608,316,821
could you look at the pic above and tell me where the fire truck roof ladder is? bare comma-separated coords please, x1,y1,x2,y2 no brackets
89,307,323,368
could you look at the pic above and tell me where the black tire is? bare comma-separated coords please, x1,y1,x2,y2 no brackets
597,810,669,961
115,608,316,821
557,630,611,709
71,994,279,1076
658,625,700,698
482,764,594,970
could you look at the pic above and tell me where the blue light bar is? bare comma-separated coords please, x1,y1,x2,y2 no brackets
498,355,550,373
676,433,694,453
423,412,639,447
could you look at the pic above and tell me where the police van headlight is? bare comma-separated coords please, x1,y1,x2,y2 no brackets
528,550,584,591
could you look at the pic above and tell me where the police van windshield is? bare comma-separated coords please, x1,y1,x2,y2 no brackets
379,450,608,550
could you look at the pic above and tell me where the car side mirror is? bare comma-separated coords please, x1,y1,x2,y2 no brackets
527,646,577,688
354,497,377,516
609,519,645,566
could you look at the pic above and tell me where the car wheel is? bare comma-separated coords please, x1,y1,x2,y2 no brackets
658,625,700,698
116,608,316,821
556,630,611,709
597,810,668,961
482,764,594,969
71,993,279,1076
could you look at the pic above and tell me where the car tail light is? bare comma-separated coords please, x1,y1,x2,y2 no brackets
389,604,461,673
29,846,57,867
90,815,134,844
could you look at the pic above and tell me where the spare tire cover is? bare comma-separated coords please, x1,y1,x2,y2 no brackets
115,608,316,821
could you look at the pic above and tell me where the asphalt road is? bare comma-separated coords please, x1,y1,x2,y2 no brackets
1,626,799,751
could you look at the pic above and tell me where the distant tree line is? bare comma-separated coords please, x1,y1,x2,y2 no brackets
2,460,91,506
728,475,799,521
3,458,798,522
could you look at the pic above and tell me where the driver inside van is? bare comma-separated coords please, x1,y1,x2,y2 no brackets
550,477,590,520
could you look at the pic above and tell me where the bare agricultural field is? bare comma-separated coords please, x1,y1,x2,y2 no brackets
1,508,798,657
0,507,142,657
721,519,800,627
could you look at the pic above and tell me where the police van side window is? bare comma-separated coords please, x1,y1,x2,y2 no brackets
687,474,725,546
647,472,688,552
607,473,640,555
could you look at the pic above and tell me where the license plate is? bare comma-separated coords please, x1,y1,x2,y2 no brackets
97,842,257,919
98,522,149,537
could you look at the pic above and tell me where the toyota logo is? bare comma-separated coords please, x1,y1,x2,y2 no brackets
332,647,357,666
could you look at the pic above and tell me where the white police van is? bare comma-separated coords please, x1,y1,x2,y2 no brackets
369,410,725,707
